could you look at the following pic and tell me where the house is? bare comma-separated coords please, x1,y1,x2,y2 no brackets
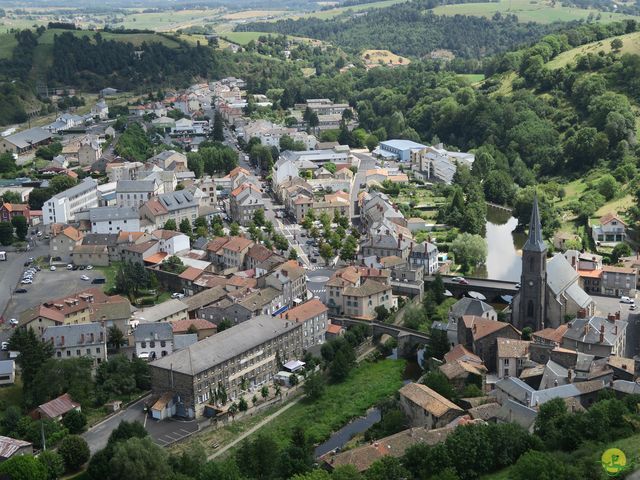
561,312,627,358
197,287,283,326
148,150,188,171
207,236,254,270
77,138,102,166
439,359,487,392
446,298,497,348
49,226,83,263
134,322,174,361
229,183,264,226
152,229,190,255
140,190,199,230
373,139,426,162
116,180,162,208
263,260,308,308
279,299,328,349
0,127,52,154
71,244,110,267
91,99,109,120
326,266,393,319
497,338,530,378
171,319,216,341
35,393,81,420
0,360,15,386
0,436,32,460
495,376,605,410
43,178,99,225
592,212,627,246
399,383,463,429
553,232,581,251
0,202,37,226
601,265,637,297
89,206,140,234
457,315,521,372
443,344,484,366
409,241,439,275
410,144,475,184
149,315,303,418
42,323,107,367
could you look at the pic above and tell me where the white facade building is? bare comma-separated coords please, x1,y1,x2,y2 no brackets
43,178,99,225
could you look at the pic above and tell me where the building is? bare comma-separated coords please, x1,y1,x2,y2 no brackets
149,315,303,418
35,393,81,420
131,299,188,325
399,383,463,429
43,178,99,225
263,260,307,308
42,323,107,367
0,127,52,154
229,183,264,226
457,316,521,372
50,226,83,263
77,138,102,166
148,150,188,171
373,139,426,162
326,266,393,319
0,436,32,460
171,319,216,341
134,322,174,361
91,99,109,120
89,206,140,234
497,338,530,379
207,236,254,270
0,360,15,386
561,313,627,358
0,202,36,226
279,299,328,349
512,196,595,331
592,212,627,246
140,190,199,230
409,241,439,275
116,180,162,208
410,144,475,184
601,266,637,297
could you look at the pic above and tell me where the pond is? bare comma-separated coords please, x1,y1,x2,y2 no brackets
474,206,527,282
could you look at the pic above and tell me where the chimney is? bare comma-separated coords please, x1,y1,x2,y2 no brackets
599,324,605,343
616,311,620,320
567,369,572,381
607,313,616,323
614,325,618,336
577,308,586,319
61,335,65,346
80,333,85,344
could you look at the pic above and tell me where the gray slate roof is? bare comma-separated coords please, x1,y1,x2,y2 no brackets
450,297,494,319
563,316,628,347
4,127,52,149
82,233,119,247
0,360,14,375
50,178,97,200
546,254,580,296
116,180,157,193
134,322,173,342
496,398,537,430
43,323,105,347
157,191,197,212
89,206,139,222
150,315,301,375
523,195,546,253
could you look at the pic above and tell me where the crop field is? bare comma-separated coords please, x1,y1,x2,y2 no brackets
222,10,287,20
119,9,222,32
548,31,640,68
362,49,411,67
221,31,267,45
431,0,639,24
299,0,409,19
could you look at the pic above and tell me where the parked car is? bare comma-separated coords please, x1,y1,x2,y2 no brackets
620,296,635,304
452,277,465,283
50,266,56,271
1,342,8,351
8,318,18,326
80,275,90,281
66,264,73,270
459,278,469,285
86,265,93,270
14,288,27,294
21,279,32,284
171,292,185,299
310,257,317,263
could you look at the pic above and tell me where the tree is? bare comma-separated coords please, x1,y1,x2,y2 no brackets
0,455,47,480
451,233,487,272
161,255,186,274
261,385,269,400
303,372,325,399
332,465,364,480
431,273,445,304
230,222,240,236
422,370,457,401
0,221,12,245
8,327,54,403
49,175,77,194
0,152,17,173
426,329,450,360
11,215,28,241
319,242,334,265
38,450,65,480
179,218,192,235
253,208,265,227
611,38,624,51
238,397,248,411
218,319,232,332
611,242,632,263
58,435,90,472
483,170,515,205
109,437,173,480
365,134,379,152
107,326,124,352
597,174,619,201
289,247,299,260
375,305,390,322
163,219,177,231
512,450,580,480
402,304,428,330
0,190,21,203
62,409,87,434
365,456,410,480
329,348,354,383
197,458,245,480
212,111,225,142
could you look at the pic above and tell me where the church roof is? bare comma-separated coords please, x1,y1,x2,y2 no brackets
523,194,546,253
546,254,579,296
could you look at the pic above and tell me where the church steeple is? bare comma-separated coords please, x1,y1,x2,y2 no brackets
523,193,546,253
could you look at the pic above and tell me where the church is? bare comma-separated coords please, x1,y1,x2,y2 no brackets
512,196,595,331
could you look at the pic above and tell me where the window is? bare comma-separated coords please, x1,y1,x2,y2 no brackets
141,341,146,348
527,300,534,317
96,348,100,353
161,340,166,347
150,341,155,348
86,349,91,355
503,358,510,366
56,352,61,358
67,351,71,357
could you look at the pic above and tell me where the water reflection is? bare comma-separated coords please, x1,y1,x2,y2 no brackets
475,207,526,281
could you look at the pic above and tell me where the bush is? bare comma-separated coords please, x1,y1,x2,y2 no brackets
38,450,65,480
58,435,90,472
0,455,47,480
62,409,87,434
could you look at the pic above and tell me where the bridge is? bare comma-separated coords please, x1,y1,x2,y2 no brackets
425,275,520,303
330,317,430,358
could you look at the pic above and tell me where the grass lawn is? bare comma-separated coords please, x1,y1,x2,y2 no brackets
481,433,640,479
300,0,409,20
0,376,23,408
240,359,406,449
0,32,17,59
120,9,222,32
458,73,485,84
222,10,287,20
548,31,640,69
95,262,121,293
431,0,639,24
221,31,267,45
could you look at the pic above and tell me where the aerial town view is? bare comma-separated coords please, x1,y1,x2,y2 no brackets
0,0,639,478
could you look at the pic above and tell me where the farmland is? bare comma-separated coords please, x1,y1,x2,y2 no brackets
547,31,640,68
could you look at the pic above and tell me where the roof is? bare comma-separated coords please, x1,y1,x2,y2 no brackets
73,244,108,254
38,393,79,418
461,315,520,341
450,297,494,319
563,316,628,347
178,267,203,282
152,229,185,241
439,360,486,379
497,338,530,358
156,191,197,212
247,244,274,263
134,322,173,342
496,399,537,430
171,319,216,334
467,402,500,421
43,323,105,348
150,315,301,375
399,383,463,417
600,212,627,226
611,380,640,395
602,265,637,274
82,233,118,247
124,240,158,254
89,206,139,222
533,324,569,344
607,355,635,372
379,139,426,151
343,279,391,297
280,299,327,323
144,252,168,265
116,180,157,193
206,236,230,253
523,194,546,253
326,324,343,334
223,236,253,253
132,299,187,323
546,254,580,296
0,436,31,459
0,360,14,376
4,127,51,149
182,285,227,311
444,344,483,365
60,226,82,242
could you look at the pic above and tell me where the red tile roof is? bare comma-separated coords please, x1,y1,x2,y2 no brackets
178,267,204,281
38,393,79,419
171,318,216,334
280,299,327,323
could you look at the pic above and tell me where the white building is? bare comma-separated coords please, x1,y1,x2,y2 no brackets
43,323,107,367
91,100,109,120
43,178,99,225
151,229,190,255
89,206,140,234
116,179,162,208
133,322,174,361
411,144,475,184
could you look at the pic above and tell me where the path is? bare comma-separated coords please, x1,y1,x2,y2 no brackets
207,396,303,460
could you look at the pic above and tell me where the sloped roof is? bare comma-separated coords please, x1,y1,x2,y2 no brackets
547,254,580,296
461,315,520,341
280,299,327,322
497,338,530,359
38,393,79,418
0,436,31,459
444,344,483,365
450,297,494,319
399,383,463,417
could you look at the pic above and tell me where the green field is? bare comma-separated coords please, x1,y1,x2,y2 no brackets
300,0,409,19
120,9,222,32
242,359,406,448
0,33,17,59
221,31,267,45
548,31,640,68
458,73,486,83
432,0,639,23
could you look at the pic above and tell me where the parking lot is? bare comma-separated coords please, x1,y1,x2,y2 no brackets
3,266,109,324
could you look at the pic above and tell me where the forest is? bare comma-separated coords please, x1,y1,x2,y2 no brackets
237,0,565,58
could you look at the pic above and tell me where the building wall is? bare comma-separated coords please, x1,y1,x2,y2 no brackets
53,341,106,366
136,339,173,361
72,251,110,267
92,217,141,234
50,235,80,263
473,328,521,372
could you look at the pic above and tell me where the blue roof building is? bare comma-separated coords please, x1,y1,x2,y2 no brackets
373,139,426,162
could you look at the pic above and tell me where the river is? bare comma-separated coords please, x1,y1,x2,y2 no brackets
475,206,526,282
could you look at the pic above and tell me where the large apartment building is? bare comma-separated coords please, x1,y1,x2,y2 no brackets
43,178,99,225
149,315,303,418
